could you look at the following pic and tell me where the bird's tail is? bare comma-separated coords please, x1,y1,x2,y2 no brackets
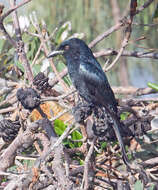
104,105,131,169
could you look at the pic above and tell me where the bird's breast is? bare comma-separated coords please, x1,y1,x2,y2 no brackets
67,61,80,86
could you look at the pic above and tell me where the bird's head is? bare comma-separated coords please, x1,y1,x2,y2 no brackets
47,38,92,60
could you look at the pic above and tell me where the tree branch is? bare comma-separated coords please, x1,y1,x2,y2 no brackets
89,0,154,48
94,49,158,59
9,0,34,82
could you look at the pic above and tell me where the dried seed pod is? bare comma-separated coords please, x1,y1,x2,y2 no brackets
0,119,21,143
16,88,41,111
33,72,51,91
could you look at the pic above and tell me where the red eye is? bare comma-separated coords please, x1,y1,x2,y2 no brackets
64,45,70,50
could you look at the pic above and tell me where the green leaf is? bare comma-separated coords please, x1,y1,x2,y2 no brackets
55,26,67,44
54,119,67,135
71,130,82,140
15,61,24,73
55,21,71,44
27,37,40,60
71,130,82,147
54,119,83,148
152,4,158,19
148,82,158,91
67,139,75,148
79,160,84,165
120,112,130,120
22,159,34,168
134,180,143,190
100,141,107,150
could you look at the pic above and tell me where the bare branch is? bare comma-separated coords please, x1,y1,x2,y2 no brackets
135,0,154,15
89,22,124,49
29,12,69,91
1,0,31,21
105,0,136,71
0,22,16,46
94,49,158,59
41,89,76,102
9,0,34,82
89,0,154,48
0,1,31,47
112,86,155,96
48,68,68,86
81,138,96,190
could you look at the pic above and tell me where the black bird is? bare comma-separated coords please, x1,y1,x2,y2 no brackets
48,38,130,167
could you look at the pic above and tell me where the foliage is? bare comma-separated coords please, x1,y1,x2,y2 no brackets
54,119,82,148
148,82,158,91
120,112,130,120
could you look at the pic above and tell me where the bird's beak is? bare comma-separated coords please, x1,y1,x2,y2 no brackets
47,50,64,58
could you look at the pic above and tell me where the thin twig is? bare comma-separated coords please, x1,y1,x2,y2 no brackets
30,13,69,91
105,3,134,71
0,121,39,171
0,0,31,47
89,22,124,48
94,49,158,60
50,109,71,121
48,68,68,87
135,0,154,15
81,137,96,190
1,0,31,21
9,0,34,82
89,0,154,48
41,89,76,102
32,43,43,66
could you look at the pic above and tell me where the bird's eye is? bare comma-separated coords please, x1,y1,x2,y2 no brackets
64,45,70,51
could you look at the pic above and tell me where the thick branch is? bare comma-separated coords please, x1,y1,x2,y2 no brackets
112,86,155,96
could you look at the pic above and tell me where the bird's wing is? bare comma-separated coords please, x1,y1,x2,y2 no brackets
79,61,117,111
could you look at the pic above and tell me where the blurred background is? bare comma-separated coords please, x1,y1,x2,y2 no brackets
1,0,158,87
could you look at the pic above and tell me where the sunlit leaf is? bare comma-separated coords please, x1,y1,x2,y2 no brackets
148,82,158,91
71,130,82,147
55,21,71,44
120,112,130,120
54,119,67,135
